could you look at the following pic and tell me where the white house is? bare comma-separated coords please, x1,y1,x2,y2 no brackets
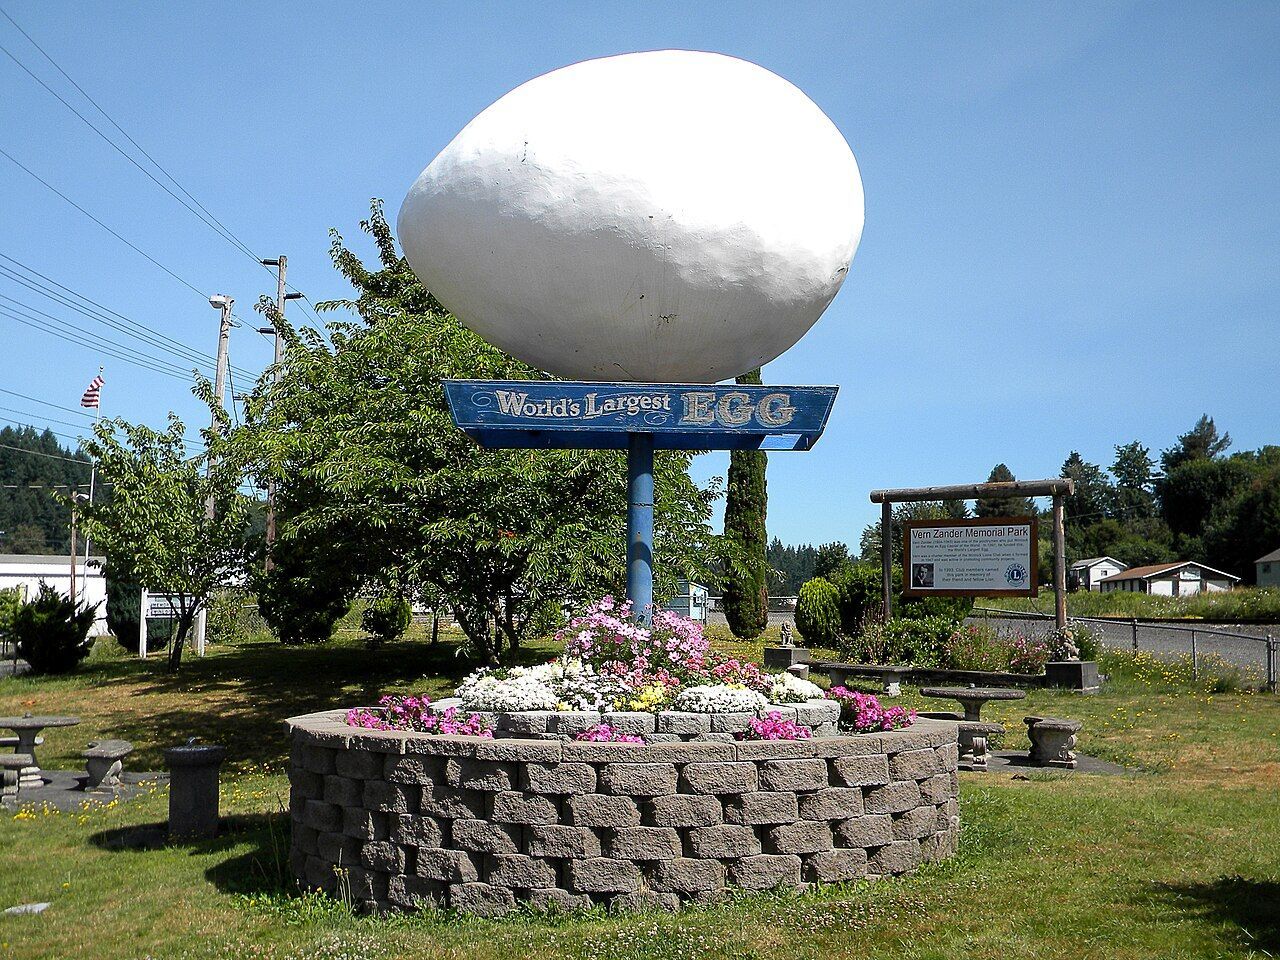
1257,548,1280,588
663,580,709,623
1099,561,1240,597
0,554,109,636
1069,556,1129,592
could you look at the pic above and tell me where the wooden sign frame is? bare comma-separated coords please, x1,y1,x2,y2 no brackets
901,516,1039,598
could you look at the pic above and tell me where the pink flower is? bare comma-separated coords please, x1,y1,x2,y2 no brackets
575,723,645,744
738,711,813,741
827,686,915,733
346,695,493,737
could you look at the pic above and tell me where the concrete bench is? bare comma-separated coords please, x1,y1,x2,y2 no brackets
956,720,1004,771
83,739,134,789
823,663,912,697
1,735,42,750
0,753,32,802
1023,717,1082,769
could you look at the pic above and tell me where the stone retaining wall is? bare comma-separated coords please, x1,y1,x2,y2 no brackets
286,711,960,915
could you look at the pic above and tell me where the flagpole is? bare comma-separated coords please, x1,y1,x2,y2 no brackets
83,365,102,565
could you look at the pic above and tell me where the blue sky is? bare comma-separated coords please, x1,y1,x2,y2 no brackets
1,2,1276,546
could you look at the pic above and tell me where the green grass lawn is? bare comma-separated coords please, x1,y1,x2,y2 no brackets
2,628,1279,960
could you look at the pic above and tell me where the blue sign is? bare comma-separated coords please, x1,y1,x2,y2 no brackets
443,380,838,451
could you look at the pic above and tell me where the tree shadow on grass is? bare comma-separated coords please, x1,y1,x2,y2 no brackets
90,811,294,897
1151,876,1280,952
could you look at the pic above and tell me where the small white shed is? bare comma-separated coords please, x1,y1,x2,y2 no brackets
1099,561,1239,597
0,553,109,635
1256,548,1280,588
1070,556,1129,592
663,580,708,622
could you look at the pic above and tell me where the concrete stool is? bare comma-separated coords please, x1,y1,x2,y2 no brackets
1,753,32,804
163,743,226,839
1024,716,1083,769
83,739,134,789
956,721,1004,771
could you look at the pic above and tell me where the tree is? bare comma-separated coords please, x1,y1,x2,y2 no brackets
228,201,726,665
721,368,769,639
858,500,968,564
1159,457,1254,538
1111,441,1157,520
12,581,97,674
1202,464,1280,580
794,577,840,646
78,411,252,670
1161,414,1231,474
1060,452,1113,524
813,542,851,580
975,464,1035,517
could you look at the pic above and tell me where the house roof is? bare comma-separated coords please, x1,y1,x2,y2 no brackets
1099,561,1241,583
0,554,105,566
1257,547,1280,564
1070,556,1127,570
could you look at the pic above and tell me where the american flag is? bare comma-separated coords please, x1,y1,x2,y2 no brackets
80,375,104,409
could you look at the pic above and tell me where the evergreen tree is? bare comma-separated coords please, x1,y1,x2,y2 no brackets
1160,414,1231,473
722,368,768,639
1060,452,1114,524
975,464,1035,517
1111,441,1157,520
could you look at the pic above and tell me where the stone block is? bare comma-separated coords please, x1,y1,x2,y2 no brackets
487,852,557,889
359,840,405,873
334,750,383,780
803,847,868,883
889,748,940,782
388,874,446,910
733,739,813,760
565,857,643,894
607,826,682,860
561,741,650,762
681,761,759,794
303,800,341,833
759,759,828,792
727,854,802,890
831,755,890,787
709,712,757,734
452,818,521,855
475,739,563,763
599,762,678,796
795,700,840,727
798,787,864,821
525,824,602,859
655,711,712,736
446,758,515,792
384,755,443,785
610,890,682,912
449,882,516,917
766,820,832,855
323,775,363,808
644,733,683,743
363,780,417,815
416,847,479,882
863,780,921,815
891,805,937,841
640,741,737,762
566,794,640,828
527,887,594,912
490,791,560,825
935,741,960,772
342,808,389,841
548,712,604,737
391,813,443,849
687,824,761,859
646,794,723,828
811,721,838,738
496,710,556,735
810,737,885,759
603,712,657,735
919,773,953,805
304,854,336,892
522,762,597,794
834,814,893,848
317,830,359,863
299,745,337,775
868,840,921,875
724,791,800,826
402,733,480,758
293,823,320,856
291,769,324,799
649,857,726,893
418,782,484,820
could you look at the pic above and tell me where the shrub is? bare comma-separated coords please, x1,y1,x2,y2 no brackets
1008,634,1052,674
0,587,20,644
826,686,915,732
361,594,412,647
205,587,267,646
843,614,955,667
12,581,98,674
944,622,1014,671
795,577,841,646
830,563,973,635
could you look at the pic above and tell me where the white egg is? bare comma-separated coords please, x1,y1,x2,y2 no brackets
398,50,863,383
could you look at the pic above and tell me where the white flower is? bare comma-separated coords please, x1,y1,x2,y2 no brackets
455,666,558,711
673,684,768,714
767,672,824,704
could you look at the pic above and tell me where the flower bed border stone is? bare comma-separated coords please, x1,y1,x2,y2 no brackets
285,711,960,915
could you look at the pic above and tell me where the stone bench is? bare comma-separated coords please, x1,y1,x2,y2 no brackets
1023,717,1082,770
822,663,912,697
956,721,1004,772
83,739,134,789
0,753,32,802
1,735,42,750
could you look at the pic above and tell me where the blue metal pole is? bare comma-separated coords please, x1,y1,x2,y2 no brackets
626,432,655,625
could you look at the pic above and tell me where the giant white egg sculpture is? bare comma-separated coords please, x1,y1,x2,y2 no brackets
398,50,863,383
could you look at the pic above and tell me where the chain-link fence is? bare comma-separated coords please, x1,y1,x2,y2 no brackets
972,606,1279,692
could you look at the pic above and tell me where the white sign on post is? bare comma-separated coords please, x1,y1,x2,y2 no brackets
138,589,206,659
902,517,1039,597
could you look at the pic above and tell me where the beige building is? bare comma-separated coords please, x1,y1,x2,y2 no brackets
1099,561,1239,596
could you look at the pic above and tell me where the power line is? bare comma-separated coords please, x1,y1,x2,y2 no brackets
0,385,95,420
0,403,96,433
0,435,87,461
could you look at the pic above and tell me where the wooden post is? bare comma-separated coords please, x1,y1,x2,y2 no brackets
139,589,149,660
881,500,892,621
1052,494,1067,631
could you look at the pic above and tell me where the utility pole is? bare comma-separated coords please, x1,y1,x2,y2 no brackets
69,497,78,605
207,294,234,521
258,256,302,571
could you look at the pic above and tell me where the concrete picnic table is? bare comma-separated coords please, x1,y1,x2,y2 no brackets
919,687,1026,721
0,714,80,787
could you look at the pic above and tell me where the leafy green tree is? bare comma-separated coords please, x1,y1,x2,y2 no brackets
229,202,726,665
1159,457,1254,538
1111,440,1157,520
78,411,252,670
1203,464,1280,580
975,464,1035,517
1160,414,1231,474
721,368,768,639
794,577,840,646
812,542,851,580
859,500,968,564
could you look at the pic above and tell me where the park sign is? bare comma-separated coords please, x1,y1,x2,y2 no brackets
902,517,1039,598
443,380,838,451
